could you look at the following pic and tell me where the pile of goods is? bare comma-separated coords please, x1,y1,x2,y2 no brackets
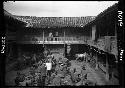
15,52,97,86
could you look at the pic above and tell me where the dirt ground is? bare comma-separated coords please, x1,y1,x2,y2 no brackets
5,53,119,86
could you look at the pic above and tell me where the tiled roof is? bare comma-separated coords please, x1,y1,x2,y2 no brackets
4,3,117,28
14,16,95,28
84,3,118,27
94,3,118,22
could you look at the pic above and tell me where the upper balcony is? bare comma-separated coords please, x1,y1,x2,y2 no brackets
18,36,90,44
87,36,117,56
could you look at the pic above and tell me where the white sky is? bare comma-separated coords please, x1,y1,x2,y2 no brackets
3,1,118,17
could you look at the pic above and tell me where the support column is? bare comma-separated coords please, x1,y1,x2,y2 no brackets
106,53,109,81
104,36,110,81
95,51,98,70
64,30,66,57
114,21,118,80
43,30,44,47
92,25,96,41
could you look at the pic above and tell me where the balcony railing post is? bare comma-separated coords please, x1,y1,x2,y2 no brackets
64,31,66,57
53,37,55,41
43,30,44,46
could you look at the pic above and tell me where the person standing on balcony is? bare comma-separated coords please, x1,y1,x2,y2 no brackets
55,32,59,41
48,32,53,41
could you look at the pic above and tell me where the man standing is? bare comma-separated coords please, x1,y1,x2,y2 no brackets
48,32,53,41
45,58,52,77
55,32,59,41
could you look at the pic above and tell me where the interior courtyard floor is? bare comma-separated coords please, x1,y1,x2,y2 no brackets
5,53,119,86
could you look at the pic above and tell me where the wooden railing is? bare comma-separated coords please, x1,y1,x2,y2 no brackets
34,37,89,41
87,36,117,56
20,36,90,44
44,37,65,41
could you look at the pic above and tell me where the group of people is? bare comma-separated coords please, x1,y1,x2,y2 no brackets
48,32,59,41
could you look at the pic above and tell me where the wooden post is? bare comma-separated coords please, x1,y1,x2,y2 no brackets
64,30,66,57
95,50,98,70
106,53,109,81
43,30,44,47
92,25,96,41
115,21,118,62
104,36,110,81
